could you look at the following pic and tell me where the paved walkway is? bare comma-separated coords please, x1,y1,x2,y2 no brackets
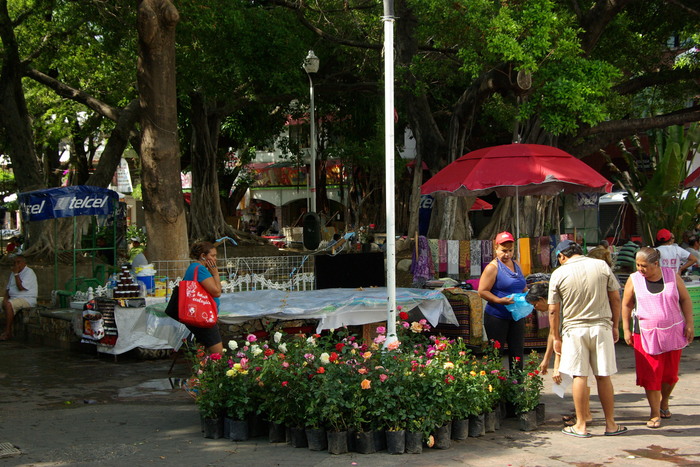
1,339,699,466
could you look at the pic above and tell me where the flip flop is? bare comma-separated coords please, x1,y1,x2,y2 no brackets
562,426,592,438
604,425,628,436
646,418,661,429
660,409,671,419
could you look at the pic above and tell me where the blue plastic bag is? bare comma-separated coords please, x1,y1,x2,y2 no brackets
504,293,533,321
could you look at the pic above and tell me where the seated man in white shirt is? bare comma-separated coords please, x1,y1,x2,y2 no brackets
1,255,38,341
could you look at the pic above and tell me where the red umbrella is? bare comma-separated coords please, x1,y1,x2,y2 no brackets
684,167,700,188
470,198,493,211
421,143,612,238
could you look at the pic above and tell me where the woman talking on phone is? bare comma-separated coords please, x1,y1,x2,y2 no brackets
167,241,223,353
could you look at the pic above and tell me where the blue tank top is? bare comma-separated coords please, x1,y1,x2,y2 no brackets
484,259,526,320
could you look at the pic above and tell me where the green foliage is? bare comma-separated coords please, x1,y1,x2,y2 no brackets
605,125,700,244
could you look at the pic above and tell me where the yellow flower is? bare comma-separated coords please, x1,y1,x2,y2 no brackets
362,351,372,360
226,369,235,377
480,370,486,376
233,363,242,371
470,371,477,377
361,379,371,389
488,384,493,392
240,370,248,375
443,361,454,370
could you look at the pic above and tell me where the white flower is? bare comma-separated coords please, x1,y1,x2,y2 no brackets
319,352,330,365
251,345,263,356
278,343,288,353
273,331,283,343
228,340,238,351
306,336,317,347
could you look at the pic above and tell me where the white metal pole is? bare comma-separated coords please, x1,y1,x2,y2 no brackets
309,73,317,213
383,0,397,347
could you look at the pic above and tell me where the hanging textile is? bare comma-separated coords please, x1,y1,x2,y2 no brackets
470,240,482,277
438,239,448,273
459,240,471,274
428,239,440,276
447,240,460,275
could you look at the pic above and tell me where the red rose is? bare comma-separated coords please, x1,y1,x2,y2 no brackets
317,367,325,374
282,381,288,387
399,311,409,320
264,348,274,357
210,353,222,361
335,343,345,352
492,340,501,349
329,352,338,363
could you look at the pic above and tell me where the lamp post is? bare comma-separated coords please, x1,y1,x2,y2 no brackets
303,50,319,213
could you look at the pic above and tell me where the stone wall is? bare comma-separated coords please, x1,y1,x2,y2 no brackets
11,307,82,350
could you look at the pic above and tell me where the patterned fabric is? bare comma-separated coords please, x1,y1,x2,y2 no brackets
470,240,482,277
481,240,493,271
410,235,435,286
438,239,448,273
459,240,471,274
428,239,440,275
447,240,460,275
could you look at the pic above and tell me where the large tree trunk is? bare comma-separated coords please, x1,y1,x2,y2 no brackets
188,91,236,241
0,0,47,252
137,0,188,263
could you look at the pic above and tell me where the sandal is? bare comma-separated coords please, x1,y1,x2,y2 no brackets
562,426,592,438
646,418,661,429
660,409,671,419
604,425,628,436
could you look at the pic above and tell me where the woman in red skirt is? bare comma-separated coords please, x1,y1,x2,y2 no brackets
621,246,695,428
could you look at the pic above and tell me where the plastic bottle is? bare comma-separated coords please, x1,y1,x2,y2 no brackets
164,276,170,302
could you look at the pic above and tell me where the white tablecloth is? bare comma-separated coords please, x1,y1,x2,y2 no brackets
217,287,457,333
147,287,456,335
96,299,189,356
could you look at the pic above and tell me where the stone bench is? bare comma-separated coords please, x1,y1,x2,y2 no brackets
11,306,82,350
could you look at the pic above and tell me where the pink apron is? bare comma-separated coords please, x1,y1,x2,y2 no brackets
631,268,688,355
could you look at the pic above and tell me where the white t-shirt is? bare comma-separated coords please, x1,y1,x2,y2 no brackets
6,266,38,307
657,244,691,272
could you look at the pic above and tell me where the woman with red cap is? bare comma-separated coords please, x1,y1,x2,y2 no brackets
478,231,528,369
655,228,696,274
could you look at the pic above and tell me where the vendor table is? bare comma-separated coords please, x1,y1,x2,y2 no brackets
96,298,189,356
143,287,457,345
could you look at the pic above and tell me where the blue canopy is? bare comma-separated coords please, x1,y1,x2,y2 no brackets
18,185,119,221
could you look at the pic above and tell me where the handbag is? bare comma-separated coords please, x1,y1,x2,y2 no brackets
165,265,218,328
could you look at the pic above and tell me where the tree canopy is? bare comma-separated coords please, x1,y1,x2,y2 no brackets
1,0,699,254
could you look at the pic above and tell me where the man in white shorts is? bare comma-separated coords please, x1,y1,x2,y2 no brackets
1,255,38,341
548,240,626,438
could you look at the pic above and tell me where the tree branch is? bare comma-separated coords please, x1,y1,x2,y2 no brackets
666,0,700,17
579,0,634,55
566,106,700,155
24,67,122,121
613,67,700,95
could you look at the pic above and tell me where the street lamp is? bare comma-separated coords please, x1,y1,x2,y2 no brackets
303,50,319,213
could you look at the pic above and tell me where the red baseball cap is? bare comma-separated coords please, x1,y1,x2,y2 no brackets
495,231,515,244
656,229,673,243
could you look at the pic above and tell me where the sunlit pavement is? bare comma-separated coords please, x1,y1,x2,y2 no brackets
1,339,699,466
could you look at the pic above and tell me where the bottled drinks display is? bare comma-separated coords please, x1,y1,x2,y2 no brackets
113,265,141,299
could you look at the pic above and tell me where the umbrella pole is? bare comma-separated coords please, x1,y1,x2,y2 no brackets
382,2,398,347
515,186,520,259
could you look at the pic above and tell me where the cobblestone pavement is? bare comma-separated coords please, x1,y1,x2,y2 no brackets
1,339,699,466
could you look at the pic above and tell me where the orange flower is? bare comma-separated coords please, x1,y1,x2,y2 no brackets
361,379,371,390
